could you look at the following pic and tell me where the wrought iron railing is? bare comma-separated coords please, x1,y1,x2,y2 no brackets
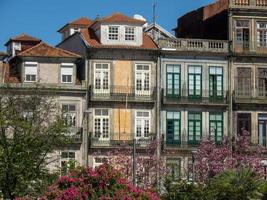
89,85,156,102
90,132,155,148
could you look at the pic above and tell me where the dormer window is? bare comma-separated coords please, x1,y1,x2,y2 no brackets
125,27,135,41
14,42,21,51
108,26,119,40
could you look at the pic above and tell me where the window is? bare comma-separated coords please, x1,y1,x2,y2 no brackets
188,112,202,144
188,66,202,99
166,65,180,98
209,67,223,99
14,42,21,50
237,113,251,134
135,64,150,95
61,63,73,83
62,104,76,127
94,63,109,93
166,158,181,182
108,26,119,40
94,109,109,140
257,22,267,47
25,62,37,82
236,68,251,97
235,20,250,48
258,68,267,97
93,157,108,168
125,27,135,41
209,113,223,143
187,158,193,182
258,114,267,147
135,111,150,139
166,112,181,145
60,151,76,168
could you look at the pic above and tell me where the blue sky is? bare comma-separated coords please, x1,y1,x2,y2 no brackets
0,0,214,51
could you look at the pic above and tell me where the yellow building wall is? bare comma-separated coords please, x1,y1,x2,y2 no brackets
113,109,132,140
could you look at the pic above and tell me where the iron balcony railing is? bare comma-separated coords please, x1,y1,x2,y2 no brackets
158,38,228,53
232,39,267,54
234,89,267,102
230,0,267,7
65,127,83,143
89,132,155,148
89,85,156,102
162,89,228,105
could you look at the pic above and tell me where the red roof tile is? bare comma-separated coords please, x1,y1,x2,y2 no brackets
5,33,41,46
96,13,146,25
80,28,158,50
18,42,81,58
58,17,92,32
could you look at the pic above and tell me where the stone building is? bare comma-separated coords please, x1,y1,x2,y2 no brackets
57,13,158,169
2,33,86,170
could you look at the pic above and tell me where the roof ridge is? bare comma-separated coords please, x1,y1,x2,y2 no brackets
17,42,44,56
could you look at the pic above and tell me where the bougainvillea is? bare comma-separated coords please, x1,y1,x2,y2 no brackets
193,130,266,182
40,164,160,200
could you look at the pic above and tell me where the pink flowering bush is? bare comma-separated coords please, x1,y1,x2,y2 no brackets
41,164,160,200
193,130,266,182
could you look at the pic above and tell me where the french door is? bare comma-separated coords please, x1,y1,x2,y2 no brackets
94,109,109,140
259,114,267,147
166,65,180,98
166,112,180,144
94,63,109,94
209,67,223,99
188,66,202,99
135,65,150,96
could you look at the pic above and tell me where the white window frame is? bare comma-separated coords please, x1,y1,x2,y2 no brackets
94,63,110,94
60,150,76,168
62,104,77,127
125,27,135,41
93,157,108,169
61,63,74,84
94,109,109,140
135,110,150,139
24,62,38,83
257,21,267,47
135,64,151,96
108,26,119,40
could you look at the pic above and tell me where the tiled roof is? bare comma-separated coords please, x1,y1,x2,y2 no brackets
96,12,146,25
5,33,41,45
58,17,92,32
18,42,81,58
80,28,158,50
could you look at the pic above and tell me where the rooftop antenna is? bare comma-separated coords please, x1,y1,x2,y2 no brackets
153,0,157,26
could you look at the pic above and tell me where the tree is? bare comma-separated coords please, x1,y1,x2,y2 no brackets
193,130,266,182
94,138,167,190
0,86,69,199
40,164,160,200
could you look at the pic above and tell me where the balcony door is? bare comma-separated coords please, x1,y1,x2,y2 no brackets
94,109,109,141
135,64,150,96
259,114,267,147
166,112,181,145
166,65,180,98
258,68,267,97
188,66,202,99
188,112,202,144
209,67,223,100
209,113,223,143
94,63,110,94
237,113,251,134
236,20,250,49
135,111,150,139
236,68,251,97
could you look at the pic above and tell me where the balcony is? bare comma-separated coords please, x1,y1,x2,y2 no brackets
89,85,156,102
232,39,267,55
158,38,228,54
234,89,267,103
162,89,228,106
90,132,155,148
230,0,267,8
65,127,83,143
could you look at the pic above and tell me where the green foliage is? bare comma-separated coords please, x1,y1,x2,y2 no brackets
0,87,69,199
162,168,263,200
